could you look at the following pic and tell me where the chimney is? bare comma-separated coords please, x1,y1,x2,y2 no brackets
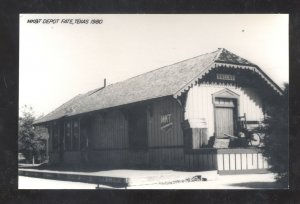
104,78,106,87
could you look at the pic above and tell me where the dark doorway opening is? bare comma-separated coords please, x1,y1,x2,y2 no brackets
58,121,65,163
127,106,148,151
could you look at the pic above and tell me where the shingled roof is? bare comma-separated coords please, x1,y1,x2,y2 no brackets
34,48,281,124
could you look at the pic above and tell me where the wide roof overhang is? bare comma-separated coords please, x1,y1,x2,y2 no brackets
173,62,283,98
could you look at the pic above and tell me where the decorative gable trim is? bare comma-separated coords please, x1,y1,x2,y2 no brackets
214,62,256,71
214,62,282,95
173,62,215,98
212,88,240,99
173,62,283,99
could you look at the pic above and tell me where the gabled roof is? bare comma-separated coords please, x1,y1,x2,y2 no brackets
215,48,256,66
34,48,282,125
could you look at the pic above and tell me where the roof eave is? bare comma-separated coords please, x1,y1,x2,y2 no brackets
33,95,175,124
173,62,283,98
173,62,216,98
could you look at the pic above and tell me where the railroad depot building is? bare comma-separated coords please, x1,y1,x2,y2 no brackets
34,48,282,174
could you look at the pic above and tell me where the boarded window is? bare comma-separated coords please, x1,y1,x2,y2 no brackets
72,119,80,151
52,123,59,151
80,117,90,150
65,121,72,151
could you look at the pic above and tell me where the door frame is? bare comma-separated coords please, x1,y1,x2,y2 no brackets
212,88,240,137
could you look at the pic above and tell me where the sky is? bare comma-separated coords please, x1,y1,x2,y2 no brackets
19,14,289,117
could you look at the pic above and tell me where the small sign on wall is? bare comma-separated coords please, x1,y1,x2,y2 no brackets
217,73,235,81
161,113,173,130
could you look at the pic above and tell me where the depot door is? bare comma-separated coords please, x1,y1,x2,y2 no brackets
214,98,236,138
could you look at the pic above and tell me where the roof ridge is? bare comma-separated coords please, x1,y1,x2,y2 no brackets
213,48,224,61
214,48,256,66
125,49,220,81
92,49,220,90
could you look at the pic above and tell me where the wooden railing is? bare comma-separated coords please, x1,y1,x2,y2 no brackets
184,148,269,174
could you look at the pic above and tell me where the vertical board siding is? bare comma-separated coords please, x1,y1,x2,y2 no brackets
223,154,230,170
185,83,264,139
191,128,208,147
212,154,216,169
229,154,236,170
63,152,81,164
91,110,128,149
247,153,254,169
51,92,269,174
208,154,213,169
263,157,269,169
189,154,194,170
183,153,219,171
258,153,263,169
241,154,247,170
217,154,224,170
148,97,184,147
253,153,258,169
49,123,53,152
49,152,59,163
216,151,269,173
89,140,186,169
236,154,241,170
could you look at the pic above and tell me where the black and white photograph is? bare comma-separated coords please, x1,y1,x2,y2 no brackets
18,14,289,189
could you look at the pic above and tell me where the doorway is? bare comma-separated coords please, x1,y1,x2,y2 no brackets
214,97,237,138
127,105,148,151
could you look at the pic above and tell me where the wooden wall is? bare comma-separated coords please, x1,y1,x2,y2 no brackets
45,94,269,173
88,148,186,169
47,121,60,153
147,97,184,147
185,82,264,138
89,96,185,150
48,123,53,152
90,110,129,149
87,96,186,169
49,152,59,164
184,151,217,171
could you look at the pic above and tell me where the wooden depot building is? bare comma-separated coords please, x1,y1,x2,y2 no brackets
34,48,282,174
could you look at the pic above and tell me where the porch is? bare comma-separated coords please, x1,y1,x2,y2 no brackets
184,147,269,174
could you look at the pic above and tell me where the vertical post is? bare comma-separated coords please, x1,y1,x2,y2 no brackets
78,117,81,151
46,137,49,162
71,119,73,151
244,113,247,129
46,124,50,163
64,121,66,151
